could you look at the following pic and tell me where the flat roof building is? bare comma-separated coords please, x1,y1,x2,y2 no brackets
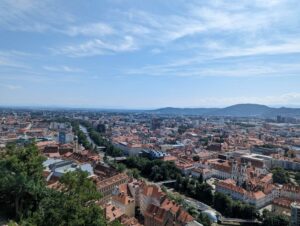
291,202,300,226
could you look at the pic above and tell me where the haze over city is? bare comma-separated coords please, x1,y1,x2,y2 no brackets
1,0,300,108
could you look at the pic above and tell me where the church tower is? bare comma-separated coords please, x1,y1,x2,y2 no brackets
231,160,238,181
239,162,248,186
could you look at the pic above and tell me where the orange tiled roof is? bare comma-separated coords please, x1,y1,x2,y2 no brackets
273,197,293,208
161,199,180,214
120,215,143,226
105,204,124,222
112,193,134,205
142,184,165,199
249,191,266,200
282,184,300,193
217,179,246,195
162,155,177,162
96,173,128,189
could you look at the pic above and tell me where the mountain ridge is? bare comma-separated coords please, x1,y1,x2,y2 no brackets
149,104,300,117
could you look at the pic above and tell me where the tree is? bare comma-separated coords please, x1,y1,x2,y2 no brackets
0,143,46,220
23,171,106,226
96,124,106,134
197,212,211,226
181,177,190,192
127,168,141,179
124,156,181,182
186,181,196,197
295,172,300,185
212,192,257,219
213,192,232,217
150,165,164,181
186,206,198,218
0,144,109,226
192,156,200,161
110,220,122,226
261,211,289,226
272,167,290,184
198,174,203,184
115,163,126,172
175,175,183,191
83,123,122,157
178,125,189,134
241,203,257,219
166,192,184,205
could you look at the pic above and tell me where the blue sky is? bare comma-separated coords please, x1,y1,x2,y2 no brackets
1,0,300,108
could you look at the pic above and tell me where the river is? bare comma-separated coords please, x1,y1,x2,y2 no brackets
79,124,105,158
79,124,96,149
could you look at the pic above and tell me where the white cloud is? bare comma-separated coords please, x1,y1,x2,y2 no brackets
0,0,74,32
211,39,300,59
53,36,138,57
65,23,114,37
126,60,300,78
0,51,32,68
117,0,287,46
43,65,84,73
1,0,300,79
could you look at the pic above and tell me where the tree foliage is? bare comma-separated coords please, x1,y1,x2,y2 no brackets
0,144,108,226
295,171,300,185
127,168,141,179
272,167,290,184
24,171,105,226
71,121,92,150
0,143,46,220
178,125,189,135
96,124,106,134
125,156,181,181
213,192,257,219
174,176,213,206
261,210,289,226
197,212,211,226
80,120,123,157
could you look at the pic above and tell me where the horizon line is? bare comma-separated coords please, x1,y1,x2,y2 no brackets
1,103,300,111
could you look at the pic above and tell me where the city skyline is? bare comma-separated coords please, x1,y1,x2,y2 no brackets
1,0,300,108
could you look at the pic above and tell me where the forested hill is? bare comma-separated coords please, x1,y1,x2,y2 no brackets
149,104,300,117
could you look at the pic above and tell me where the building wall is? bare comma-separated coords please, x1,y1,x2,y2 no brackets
291,203,300,226
128,183,141,207
140,195,160,215
271,159,300,171
212,169,231,180
98,175,128,199
216,184,278,209
281,189,300,201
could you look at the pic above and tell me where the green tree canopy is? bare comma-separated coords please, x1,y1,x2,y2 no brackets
0,143,46,220
261,210,289,226
295,172,300,185
272,167,290,184
96,124,106,134
24,171,106,226
0,144,109,226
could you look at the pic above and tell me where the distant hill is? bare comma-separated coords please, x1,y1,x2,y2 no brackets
209,104,272,117
149,107,218,115
149,104,300,117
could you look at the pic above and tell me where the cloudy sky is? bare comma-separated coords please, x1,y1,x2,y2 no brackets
1,0,300,108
